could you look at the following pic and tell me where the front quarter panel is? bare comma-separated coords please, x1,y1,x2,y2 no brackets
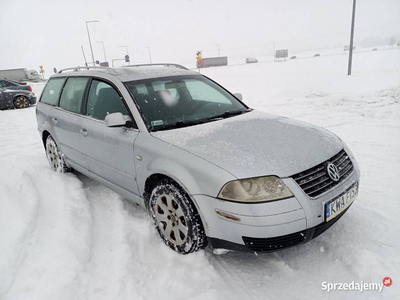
134,133,237,203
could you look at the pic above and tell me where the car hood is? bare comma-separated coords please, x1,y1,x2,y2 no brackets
151,110,343,178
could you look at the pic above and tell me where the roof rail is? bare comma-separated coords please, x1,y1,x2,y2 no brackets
123,63,189,70
58,66,118,75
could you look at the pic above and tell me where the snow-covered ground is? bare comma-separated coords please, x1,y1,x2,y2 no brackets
1,49,399,300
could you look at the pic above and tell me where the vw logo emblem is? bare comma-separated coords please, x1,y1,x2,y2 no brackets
327,163,340,181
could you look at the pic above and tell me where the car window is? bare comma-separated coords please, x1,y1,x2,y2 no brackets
40,78,65,106
0,80,13,87
59,77,89,114
185,80,230,104
86,79,130,121
125,76,247,131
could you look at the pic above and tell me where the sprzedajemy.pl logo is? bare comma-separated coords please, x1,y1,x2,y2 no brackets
322,277,392,293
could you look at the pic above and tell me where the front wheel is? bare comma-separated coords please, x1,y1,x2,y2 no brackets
149,179,207,254
45,135,71,173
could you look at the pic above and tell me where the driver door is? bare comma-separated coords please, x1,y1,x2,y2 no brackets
79,78,140,199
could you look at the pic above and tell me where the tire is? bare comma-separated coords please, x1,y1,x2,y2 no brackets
45,135,71,173
149,179,207,254
13,96,30,109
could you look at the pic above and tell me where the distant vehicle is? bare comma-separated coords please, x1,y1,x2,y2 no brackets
0,68,41,82
314,54,320,57
36,64,359,255
0,79,33,92
290,56,297,59
372,48,378,51
196,57,228,68
245,57,258,63
0,86,36,109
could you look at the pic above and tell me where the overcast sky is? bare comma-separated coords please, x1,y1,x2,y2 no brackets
0,0,399,73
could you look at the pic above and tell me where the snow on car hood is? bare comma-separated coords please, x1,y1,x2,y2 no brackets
151,110,343,178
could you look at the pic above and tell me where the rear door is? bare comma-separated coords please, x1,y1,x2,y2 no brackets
79,78,140,197
52,76,90,167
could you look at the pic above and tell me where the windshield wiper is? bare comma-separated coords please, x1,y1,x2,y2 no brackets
152,109,252,132
205,108,252,121
152,119,205,131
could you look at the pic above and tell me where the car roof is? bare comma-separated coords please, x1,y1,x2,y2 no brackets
50,65,200,82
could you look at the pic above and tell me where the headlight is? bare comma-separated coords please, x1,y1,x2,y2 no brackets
218,176,293,203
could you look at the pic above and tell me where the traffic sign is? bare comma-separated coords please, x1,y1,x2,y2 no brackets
125,55,130,62
39,66,43,70
96,60,100,65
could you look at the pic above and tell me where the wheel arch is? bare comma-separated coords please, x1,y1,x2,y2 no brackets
143,172,197,209
42,130,51,149
142,171,210,231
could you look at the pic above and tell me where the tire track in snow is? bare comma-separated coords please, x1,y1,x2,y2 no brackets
207,253,258,299
0,164,41,298
79,175,137,300
2,163,93,300
79,175,225,300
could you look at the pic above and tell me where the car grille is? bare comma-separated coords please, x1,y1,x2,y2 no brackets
243,231,307,252
291,149,354,198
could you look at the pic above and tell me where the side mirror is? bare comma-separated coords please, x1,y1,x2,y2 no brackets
234,93,243,101
105,112,132,127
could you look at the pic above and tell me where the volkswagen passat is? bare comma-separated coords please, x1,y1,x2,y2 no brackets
36,64,360,254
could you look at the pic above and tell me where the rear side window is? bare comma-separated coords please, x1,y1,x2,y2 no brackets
59,77,89,113
40,78,65,106
86,79,129,120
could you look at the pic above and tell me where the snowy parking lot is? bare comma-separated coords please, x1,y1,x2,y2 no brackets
1,49,399,300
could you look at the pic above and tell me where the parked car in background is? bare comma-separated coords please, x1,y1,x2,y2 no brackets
245,57,258,63
36,64,359,255
0,87,36,109
0,79,33,91
314,54,320,57
290,56,297,59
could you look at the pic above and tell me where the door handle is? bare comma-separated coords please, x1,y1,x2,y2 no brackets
80,129,88,137
52,117,58,124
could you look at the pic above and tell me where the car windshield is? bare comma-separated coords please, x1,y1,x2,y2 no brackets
125,75,250,131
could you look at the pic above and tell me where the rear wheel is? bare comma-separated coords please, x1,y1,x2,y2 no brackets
45,135,71,172
13,96,29,109
149,179,207,254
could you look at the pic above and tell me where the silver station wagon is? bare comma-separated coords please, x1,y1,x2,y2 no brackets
36,64,360,254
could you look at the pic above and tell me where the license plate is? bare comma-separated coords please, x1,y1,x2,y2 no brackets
325,182,358,222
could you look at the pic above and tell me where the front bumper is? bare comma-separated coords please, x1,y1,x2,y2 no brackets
207,204,353,252
193,154,360,253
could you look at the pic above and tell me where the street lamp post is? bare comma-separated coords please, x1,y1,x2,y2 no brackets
120,45,129,64
120,45,129,55
347,0,356,76
146,46,152,64
96,41,107,62
86,20,99,67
